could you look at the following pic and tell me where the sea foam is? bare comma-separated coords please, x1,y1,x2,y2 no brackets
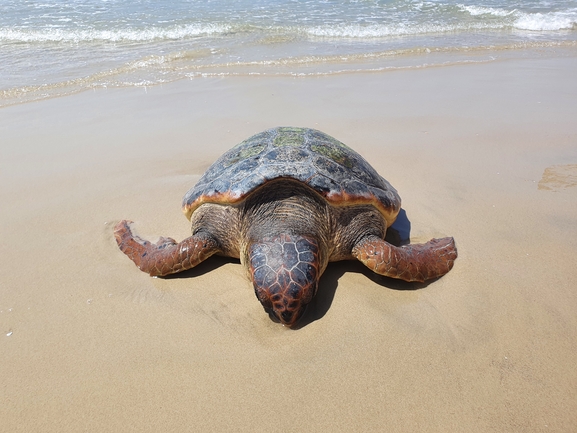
459,5,516,18
0,23,231,43
514,10,577,31
306,21,505,39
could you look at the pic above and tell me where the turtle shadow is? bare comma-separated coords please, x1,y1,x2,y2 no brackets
293,261,435,329
294,208,441,329
387,208,411,246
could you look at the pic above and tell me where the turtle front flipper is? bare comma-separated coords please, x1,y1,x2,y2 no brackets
352,235,457,283
114,220,220,277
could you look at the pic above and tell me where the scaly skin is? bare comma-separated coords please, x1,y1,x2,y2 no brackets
248,234,320,326
114,220,220,277
352,236,457,283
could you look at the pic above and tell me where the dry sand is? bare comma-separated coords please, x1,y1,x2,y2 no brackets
1,51,577,432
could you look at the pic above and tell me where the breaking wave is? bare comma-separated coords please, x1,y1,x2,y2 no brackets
459,4,577,32
0,23,232,43
513,10,577,31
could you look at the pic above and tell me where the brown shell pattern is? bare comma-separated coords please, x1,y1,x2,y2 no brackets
182,127,401,224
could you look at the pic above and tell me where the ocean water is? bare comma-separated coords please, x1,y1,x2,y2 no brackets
1,0,576,106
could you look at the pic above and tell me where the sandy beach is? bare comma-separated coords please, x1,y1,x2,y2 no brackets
1,50,576,432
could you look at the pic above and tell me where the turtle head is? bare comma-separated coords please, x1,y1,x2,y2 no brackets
248,234,320,327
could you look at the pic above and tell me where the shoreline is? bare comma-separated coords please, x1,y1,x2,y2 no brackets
1,51,577,432
2,43,576,109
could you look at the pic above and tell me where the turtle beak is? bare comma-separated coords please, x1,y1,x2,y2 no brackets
269,301,308,328
252,278,315,328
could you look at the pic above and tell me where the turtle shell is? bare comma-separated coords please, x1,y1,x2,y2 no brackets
182,127,401,225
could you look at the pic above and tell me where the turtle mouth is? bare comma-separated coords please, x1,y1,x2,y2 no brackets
267,304,307,328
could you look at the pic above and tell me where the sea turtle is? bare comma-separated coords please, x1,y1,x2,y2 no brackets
114,127,457,327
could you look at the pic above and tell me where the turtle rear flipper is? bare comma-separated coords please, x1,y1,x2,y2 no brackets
352,236,457,283
114,220,220,277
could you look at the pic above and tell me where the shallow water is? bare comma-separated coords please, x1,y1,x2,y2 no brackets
1,0,576,106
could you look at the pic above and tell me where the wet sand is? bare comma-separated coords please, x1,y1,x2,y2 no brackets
1,51,577,432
